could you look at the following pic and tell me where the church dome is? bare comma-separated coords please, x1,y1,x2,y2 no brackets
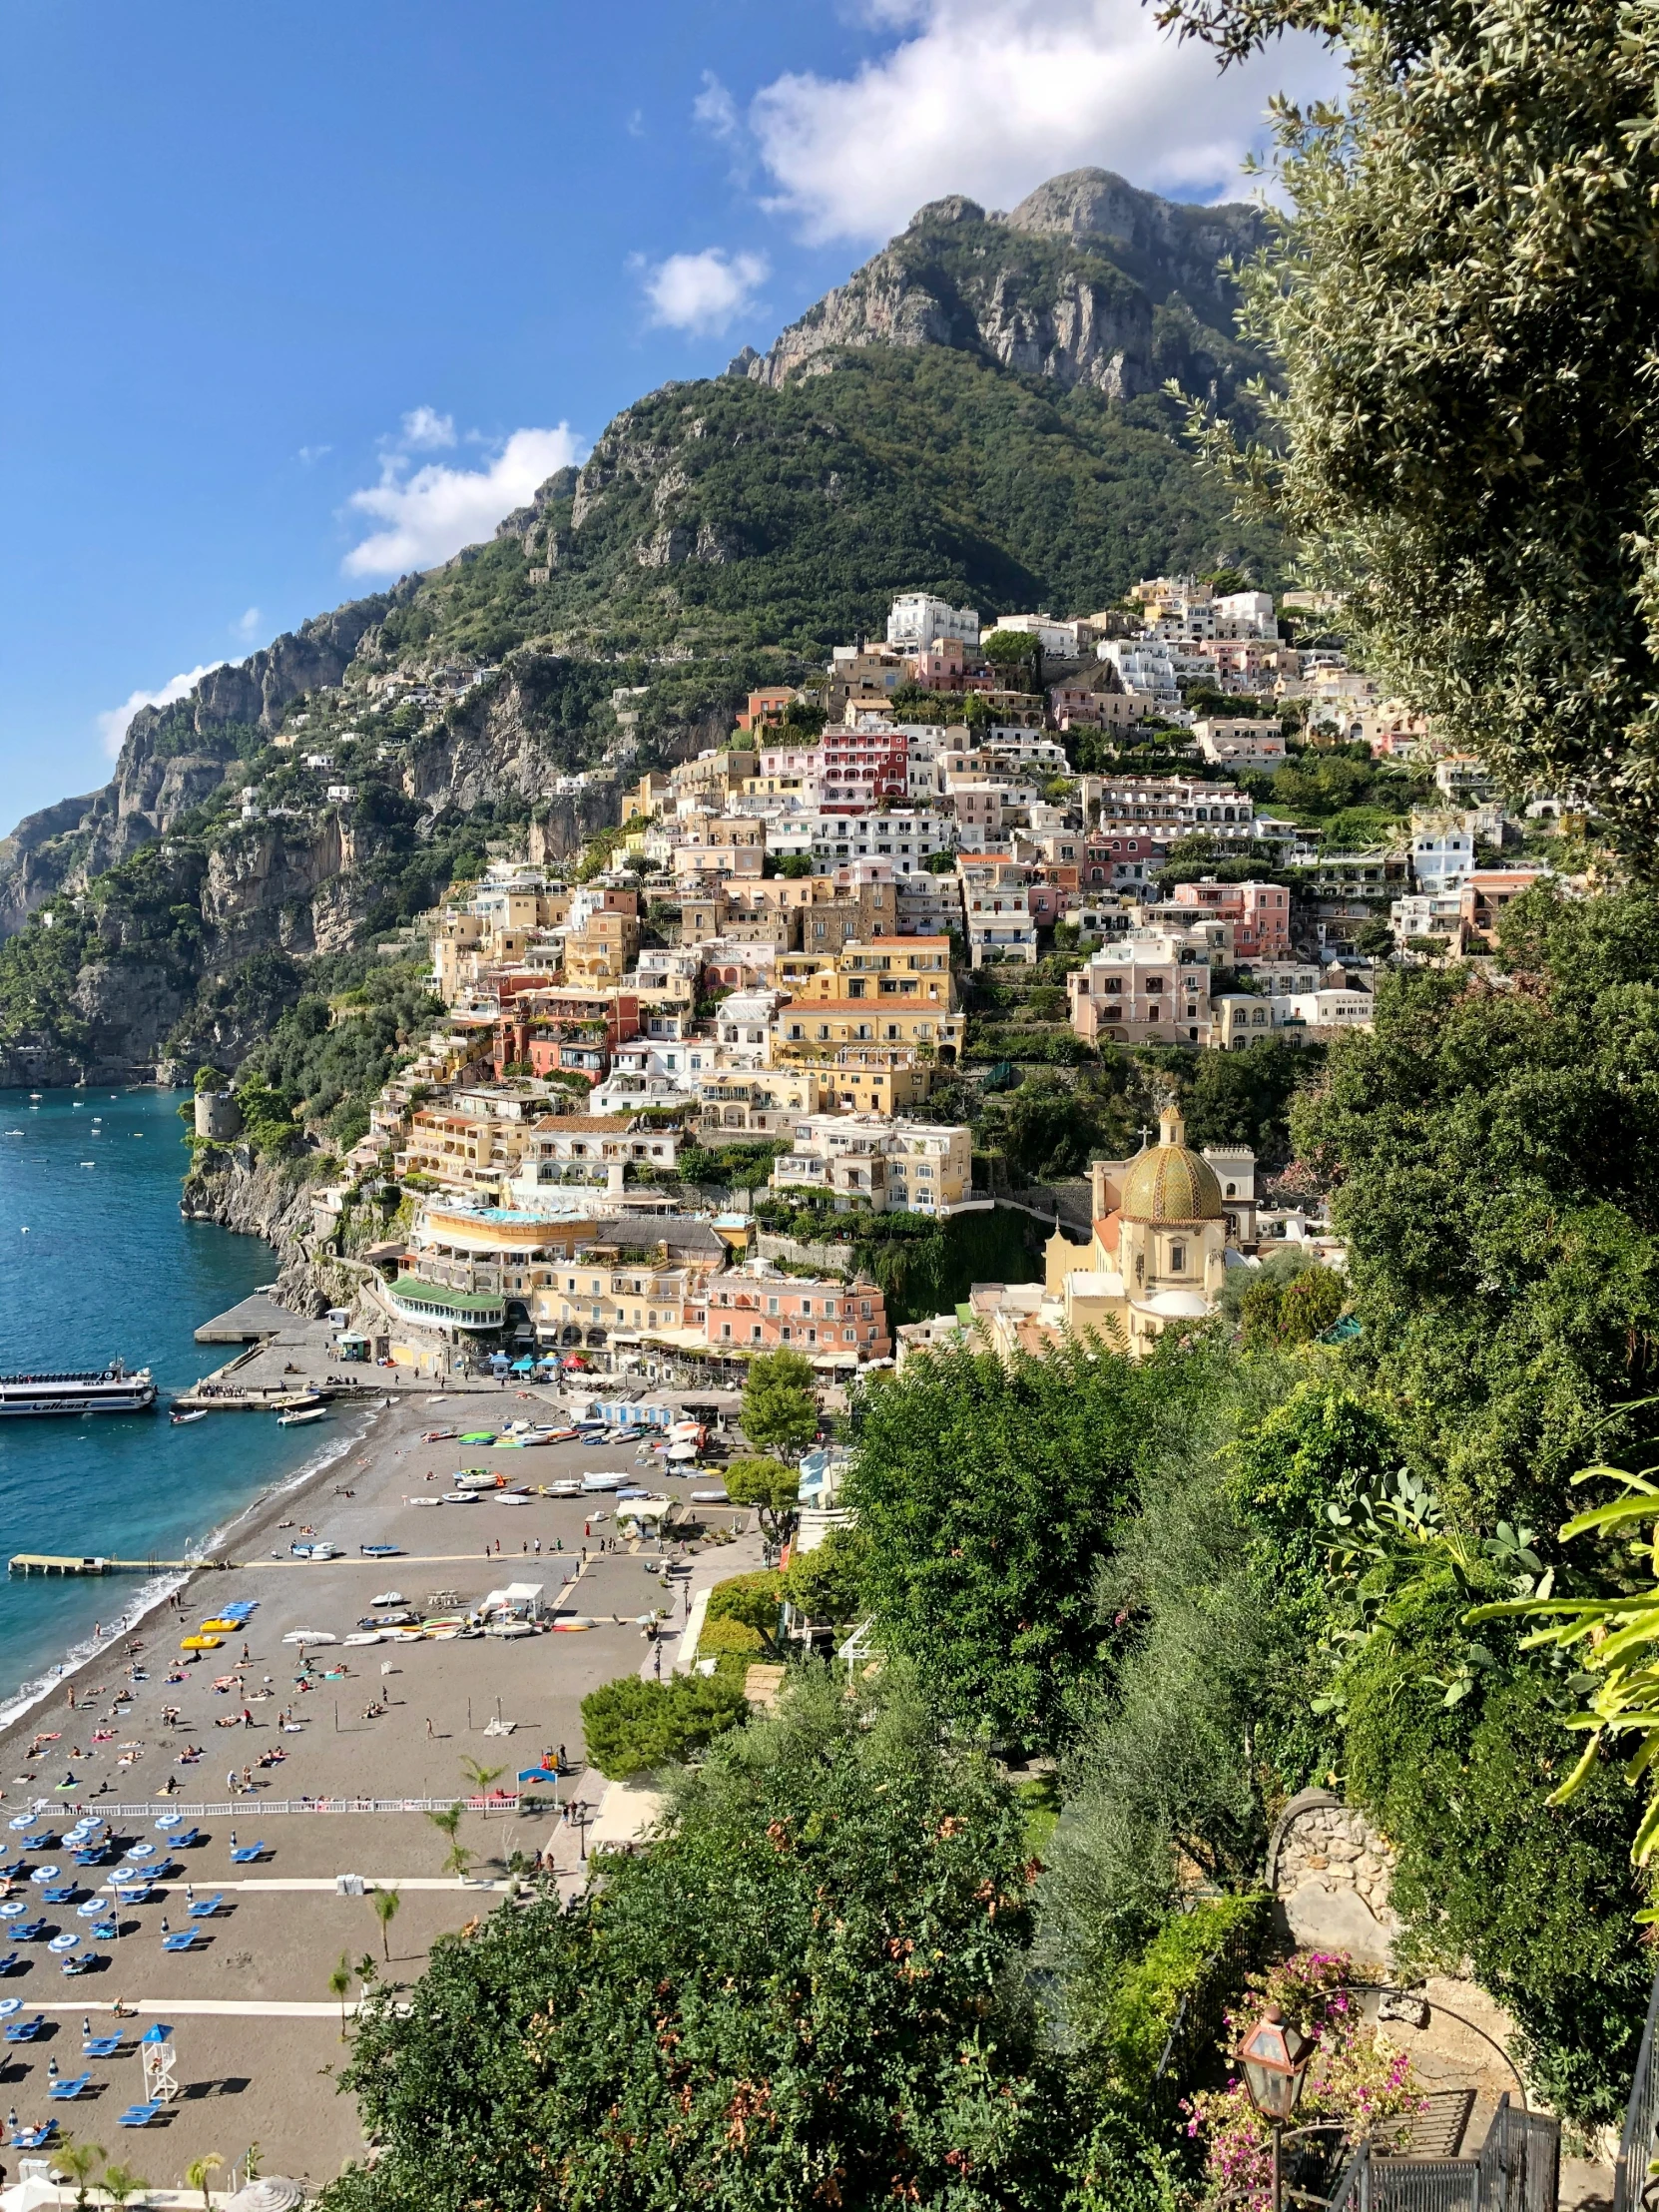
1118,1106,1223,1224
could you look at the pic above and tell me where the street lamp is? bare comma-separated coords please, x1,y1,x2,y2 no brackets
1237,2003,1315,2211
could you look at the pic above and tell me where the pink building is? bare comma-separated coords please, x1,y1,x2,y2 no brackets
1171,878,1292,962
688,1273,891,1365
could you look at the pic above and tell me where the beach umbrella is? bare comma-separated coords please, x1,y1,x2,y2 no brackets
667,1442,698,1462
225,2183,304,2212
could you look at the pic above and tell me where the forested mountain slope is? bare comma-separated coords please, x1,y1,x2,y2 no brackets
0,167,1281,1083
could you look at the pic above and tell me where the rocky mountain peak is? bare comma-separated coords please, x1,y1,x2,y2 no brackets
740,164,1267,402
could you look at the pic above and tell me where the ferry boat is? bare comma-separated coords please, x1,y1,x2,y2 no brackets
0,1360,157,1417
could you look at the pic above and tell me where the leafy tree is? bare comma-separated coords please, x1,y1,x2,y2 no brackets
1343,1569,1651,2123
1238,1261,1346,1348
738,1348,819,1462
1292,885,1659,1524
579,1672,747,1780
776,851,816,878
327,1671,1076,2212
704,1569,786,1635
1166,0,1659,859
723,1456,801,1541
784,1525,870,1626
100,2163,146,2207
846,1337,1214,1750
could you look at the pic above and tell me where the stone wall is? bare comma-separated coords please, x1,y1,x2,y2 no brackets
1266,1788,1400,1967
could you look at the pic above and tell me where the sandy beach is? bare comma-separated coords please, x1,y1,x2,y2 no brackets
0,1383,760,2190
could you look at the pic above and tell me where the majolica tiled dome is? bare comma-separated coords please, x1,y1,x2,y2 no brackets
1118,1106,1223,1224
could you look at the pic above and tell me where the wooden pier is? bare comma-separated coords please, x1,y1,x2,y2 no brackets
8,1553,231,1577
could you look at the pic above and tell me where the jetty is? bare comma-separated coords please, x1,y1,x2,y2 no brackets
8,1552,232,1576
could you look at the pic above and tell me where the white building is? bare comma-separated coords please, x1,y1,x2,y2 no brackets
1195,719,1287,767
960,870,1038,966
886,593,980,653
1098,639,1180,705
766,811,955,873
1410,821,1474,891
985,613,1082,656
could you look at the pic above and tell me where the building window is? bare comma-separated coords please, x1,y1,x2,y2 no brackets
1170,1243,1186,1273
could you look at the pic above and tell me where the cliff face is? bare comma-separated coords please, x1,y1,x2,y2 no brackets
180,1148,343,1317
737,170,1267,401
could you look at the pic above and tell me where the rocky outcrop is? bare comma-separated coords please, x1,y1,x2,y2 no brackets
181,1147,338,1316
739,171,1265,399
0,597,392,941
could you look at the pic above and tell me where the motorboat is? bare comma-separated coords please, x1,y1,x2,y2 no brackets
277,1407,328,1427
171,1408,208,1425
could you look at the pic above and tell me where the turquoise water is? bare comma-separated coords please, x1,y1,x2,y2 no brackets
0,1086,325,1718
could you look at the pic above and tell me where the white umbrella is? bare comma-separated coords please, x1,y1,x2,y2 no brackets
225,2182,305,2212
667,1442,698,1462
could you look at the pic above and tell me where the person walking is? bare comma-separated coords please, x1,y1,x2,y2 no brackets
425,1718,434,1741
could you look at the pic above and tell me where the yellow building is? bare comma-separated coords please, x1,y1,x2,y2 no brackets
1040,1106,1233,1356
772,998,962,1065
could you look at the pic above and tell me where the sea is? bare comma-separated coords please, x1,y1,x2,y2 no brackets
0,1085,353,1725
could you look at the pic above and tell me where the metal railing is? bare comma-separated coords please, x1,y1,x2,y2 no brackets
1615,1964,1659,2212
1323,2098,1558,2212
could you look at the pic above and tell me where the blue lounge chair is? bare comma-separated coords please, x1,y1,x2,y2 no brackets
83,2033,123,2058
0,1954,19,1975
5,2013,45,2042
10,2120,55,2148
48,2072,91,2100
229,1842,268,1863
185,1893,223,1919
61,1952,103,1977
41,1886,75,1907
161,1932,199,1952
116,2103,158,2128
168,1827,203,1850
90,1922,119,1943
113,1885,152,1907
14,1923,50,1943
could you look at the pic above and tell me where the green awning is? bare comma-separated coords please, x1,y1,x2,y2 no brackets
388,1276,504,1317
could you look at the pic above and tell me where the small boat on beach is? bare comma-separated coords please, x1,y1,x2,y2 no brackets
276,1407,328,1427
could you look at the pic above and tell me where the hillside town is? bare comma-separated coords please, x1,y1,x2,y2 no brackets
214,579,1577,1392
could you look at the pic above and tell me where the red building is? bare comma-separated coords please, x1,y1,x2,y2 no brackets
493,989,640,1085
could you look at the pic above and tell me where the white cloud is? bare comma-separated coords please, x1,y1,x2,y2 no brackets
297,443,331,467
97,664,226,757
643,247,770,335
399,405,456,450
341,424,583,579
693,70,740,142
748,0,1344,244
233,606,263,643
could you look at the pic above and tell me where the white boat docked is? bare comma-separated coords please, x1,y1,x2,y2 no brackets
0,1360,157,1417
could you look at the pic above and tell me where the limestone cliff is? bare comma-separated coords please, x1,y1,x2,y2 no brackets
736,170,1267,401
180,1147,342,1317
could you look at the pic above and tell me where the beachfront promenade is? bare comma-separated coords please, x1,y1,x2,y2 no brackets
0,1387,755,2191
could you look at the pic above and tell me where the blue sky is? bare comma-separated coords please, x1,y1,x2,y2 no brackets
0,0,1338,826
